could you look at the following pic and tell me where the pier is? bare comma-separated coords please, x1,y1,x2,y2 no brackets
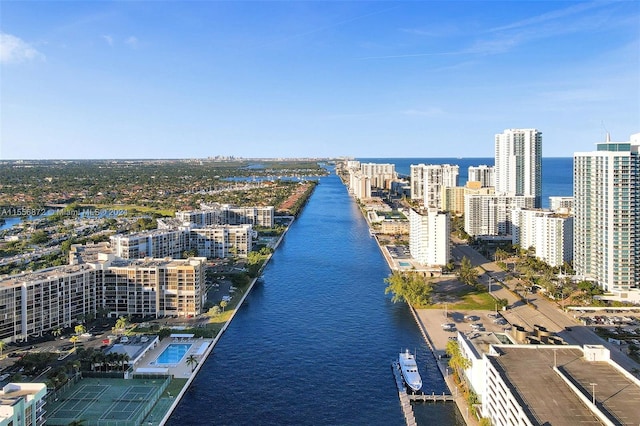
392,361,454,426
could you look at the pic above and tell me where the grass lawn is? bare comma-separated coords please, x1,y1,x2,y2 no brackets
89,204,175,217
446,290,497,310
426,279,497,311
164,378,188,397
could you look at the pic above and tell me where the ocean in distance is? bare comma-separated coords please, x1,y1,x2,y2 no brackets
359,157,574,209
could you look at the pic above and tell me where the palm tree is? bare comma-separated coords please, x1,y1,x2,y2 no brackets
220,300,228,312
74,324,86,335
107,353,119,372
52,327,63,339
114,316,129,336
69,335,79,349
0,341,6,358
185,355,198,372
445,340,471,381
119,354,130,371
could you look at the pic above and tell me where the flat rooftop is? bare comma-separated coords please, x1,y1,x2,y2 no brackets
489,346,640,426
0,264,95,287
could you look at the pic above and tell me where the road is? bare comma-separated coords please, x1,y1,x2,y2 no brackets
451,239,640,374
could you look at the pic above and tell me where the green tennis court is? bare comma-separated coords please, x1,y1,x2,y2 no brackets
47,377,170,425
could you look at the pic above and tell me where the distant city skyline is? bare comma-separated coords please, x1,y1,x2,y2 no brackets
1,1,638,159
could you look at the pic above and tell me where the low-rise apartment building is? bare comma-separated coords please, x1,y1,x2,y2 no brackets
176,203,274,228
0,383,47,426
110,224,254,260
456,332,640,426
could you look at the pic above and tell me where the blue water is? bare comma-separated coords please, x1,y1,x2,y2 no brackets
0,210,55,231
359,157,573,209
167,159,573,425
167,168,462,425
156,344,192,365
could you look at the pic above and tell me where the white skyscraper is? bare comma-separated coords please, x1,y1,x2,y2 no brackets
573,133,640,297
468,165,494,187
409,208,450,266
410,164,459,208
495,129,542,207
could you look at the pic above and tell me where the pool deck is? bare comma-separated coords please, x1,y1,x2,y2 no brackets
136,338,214,379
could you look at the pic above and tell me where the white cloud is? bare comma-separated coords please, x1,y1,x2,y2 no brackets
125,36,139,48
401,107,444,117
0,33,45,64
102,35,114,46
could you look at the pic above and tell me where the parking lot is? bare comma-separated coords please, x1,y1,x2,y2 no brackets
415,308,513,356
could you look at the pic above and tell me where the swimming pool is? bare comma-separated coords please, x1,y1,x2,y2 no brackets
155,343,192,365
399,262,411,267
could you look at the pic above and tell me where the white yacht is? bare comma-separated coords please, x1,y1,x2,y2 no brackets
398,349,422,392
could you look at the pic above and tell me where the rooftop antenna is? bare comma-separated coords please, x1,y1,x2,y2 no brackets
601,121,610,142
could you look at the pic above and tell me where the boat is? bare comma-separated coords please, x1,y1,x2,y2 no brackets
398,349,422,392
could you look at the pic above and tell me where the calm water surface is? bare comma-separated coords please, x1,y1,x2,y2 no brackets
167,168,462,425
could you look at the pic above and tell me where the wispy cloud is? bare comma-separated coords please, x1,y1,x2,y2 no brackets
400,24,460,38
487,2,604,33
358,50,461,60
102,35,114,46
125,36,139,48
366,2,629,60
0,33,45,64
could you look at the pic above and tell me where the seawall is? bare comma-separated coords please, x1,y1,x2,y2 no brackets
159,217,295,425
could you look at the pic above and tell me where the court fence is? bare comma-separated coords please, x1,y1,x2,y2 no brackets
45,375,171,426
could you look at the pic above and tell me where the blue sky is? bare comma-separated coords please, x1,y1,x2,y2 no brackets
1,1,638,159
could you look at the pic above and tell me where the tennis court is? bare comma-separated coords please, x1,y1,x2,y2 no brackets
47,377,170,426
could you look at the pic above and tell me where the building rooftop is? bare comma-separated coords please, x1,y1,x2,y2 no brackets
488,345,640,426
69,241,112,264
0,264,95,287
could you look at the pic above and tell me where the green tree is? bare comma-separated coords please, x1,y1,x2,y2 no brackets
384,271,433,308
114,316,129,335
61,238,76,253
496,298,509,310
186,355,198,372
445,340,471,380
30,230,49,245
457,257,478,286
182,249,199,258
52,327,63,339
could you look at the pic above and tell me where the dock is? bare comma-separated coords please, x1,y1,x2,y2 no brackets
408,392,455,402
392,361,455,426
392,362,418,426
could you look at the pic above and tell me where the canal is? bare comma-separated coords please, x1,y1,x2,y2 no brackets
167,168,462,425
